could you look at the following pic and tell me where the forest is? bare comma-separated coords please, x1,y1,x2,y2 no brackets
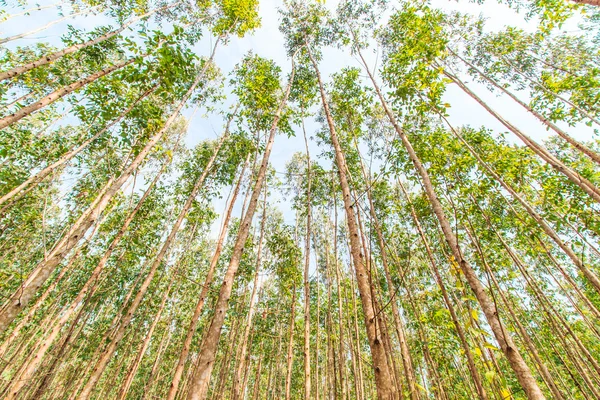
0,0,599,399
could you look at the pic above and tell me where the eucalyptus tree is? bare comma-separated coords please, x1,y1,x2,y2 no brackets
0,3,252,332
186,50,296,399
337,1,548,398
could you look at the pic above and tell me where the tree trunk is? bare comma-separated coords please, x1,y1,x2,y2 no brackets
232,189,268,400
0,7,96,45
284,285,297,400
397,180,489,400
0,3,180,81
307,45,396,399
116,270,174,400
302,120,313,400
353,140,420,400
77,132,226,400
357,51,546,399
0,56,139,130
185,51,298,400
167,152,249,400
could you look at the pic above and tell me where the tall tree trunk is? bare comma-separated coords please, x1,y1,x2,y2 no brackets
185,51,298,400
302,119,313,400
306,45,396,399
357,51,546,399
77,131,227,400
397,180,489,400
0,3,180,82
167,152,249,400
444,71,600,203
284,285,297,400
353,140,420,400
232,189,268,400
116,270,174,400
0,7,96,45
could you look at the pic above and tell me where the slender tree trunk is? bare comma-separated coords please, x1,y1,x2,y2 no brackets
0,3,180,82
167,152,249,400
0,3,60,23
463,224,566,400
233,189,268,400
302,120,313,400
284,284,298,400
571,0,600,6
397,180,489,400
307,45,396,399
444,71,600,203
116,271,174,400
0,85,157,208
0,7,96,45
77,132,226,400
0,56,139,129
353,140,420,400
358,51,546,399
185,51,298,400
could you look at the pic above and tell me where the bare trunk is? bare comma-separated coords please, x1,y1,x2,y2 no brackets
0,7,96,45
116,271,174,400
358,53,545,399
353,140,419,400
307,45,396,399
397,180,488,400
284,286,297,400
302,120,312,400
232,189,268,400
185,51,298,400
167,153,249,400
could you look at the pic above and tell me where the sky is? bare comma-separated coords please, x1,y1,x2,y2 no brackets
1,0,596,233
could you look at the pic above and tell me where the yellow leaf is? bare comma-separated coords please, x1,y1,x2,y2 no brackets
500,388,511,399
415,383,428,392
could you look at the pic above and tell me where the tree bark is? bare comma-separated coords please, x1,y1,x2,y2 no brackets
357,51,546,399
307,45,396,399
167,152,249,400
185,51,298,400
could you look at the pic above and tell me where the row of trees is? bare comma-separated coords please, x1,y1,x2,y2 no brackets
1,0,599,399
